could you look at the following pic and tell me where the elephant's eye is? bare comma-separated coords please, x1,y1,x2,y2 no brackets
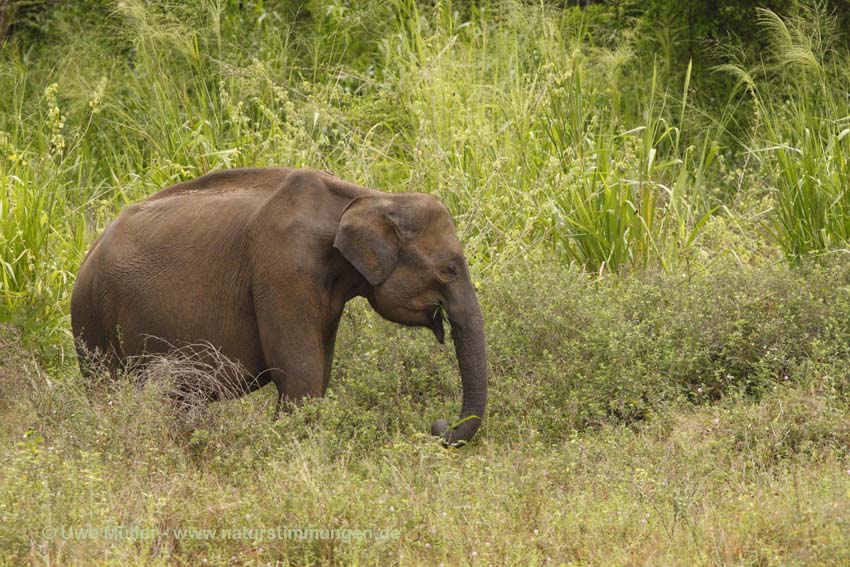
440,262,459,280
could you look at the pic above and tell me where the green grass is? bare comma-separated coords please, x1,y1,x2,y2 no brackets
714,3,850,262
2,0,850,565
1,0,848,326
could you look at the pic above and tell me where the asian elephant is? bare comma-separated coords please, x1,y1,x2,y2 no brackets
70,168,487,446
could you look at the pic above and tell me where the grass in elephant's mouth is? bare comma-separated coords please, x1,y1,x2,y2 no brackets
3,260,850,565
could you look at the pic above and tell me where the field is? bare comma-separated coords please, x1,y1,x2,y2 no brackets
1,1,850,565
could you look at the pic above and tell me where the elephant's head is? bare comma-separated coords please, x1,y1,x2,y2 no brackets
334,193,487,446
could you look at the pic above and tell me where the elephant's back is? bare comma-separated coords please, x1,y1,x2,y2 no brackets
75,167,303,324
94,185,261,308
73,174,273,369
146,167,292,202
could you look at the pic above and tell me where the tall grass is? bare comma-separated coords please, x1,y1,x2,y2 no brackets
387,3,720,273
0,0,848,332
716,3,850,262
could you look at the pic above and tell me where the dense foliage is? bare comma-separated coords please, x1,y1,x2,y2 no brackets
1,0,850,331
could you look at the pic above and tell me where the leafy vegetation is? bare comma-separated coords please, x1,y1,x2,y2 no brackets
4,260,850,565
1,0,850,565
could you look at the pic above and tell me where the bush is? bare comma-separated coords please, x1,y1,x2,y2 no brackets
316,255,850,445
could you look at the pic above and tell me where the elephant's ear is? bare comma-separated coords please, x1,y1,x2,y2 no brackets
334,197,401,286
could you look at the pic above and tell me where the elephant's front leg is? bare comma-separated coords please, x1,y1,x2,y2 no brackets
254,295,339,414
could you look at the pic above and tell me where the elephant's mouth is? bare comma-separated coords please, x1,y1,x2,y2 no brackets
428,305,446,344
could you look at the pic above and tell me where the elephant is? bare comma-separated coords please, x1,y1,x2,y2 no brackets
71,167,487,446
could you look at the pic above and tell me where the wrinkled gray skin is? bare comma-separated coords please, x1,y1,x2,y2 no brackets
71,168,487,446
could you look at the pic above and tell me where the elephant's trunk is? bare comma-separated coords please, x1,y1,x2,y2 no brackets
431,283,488,446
